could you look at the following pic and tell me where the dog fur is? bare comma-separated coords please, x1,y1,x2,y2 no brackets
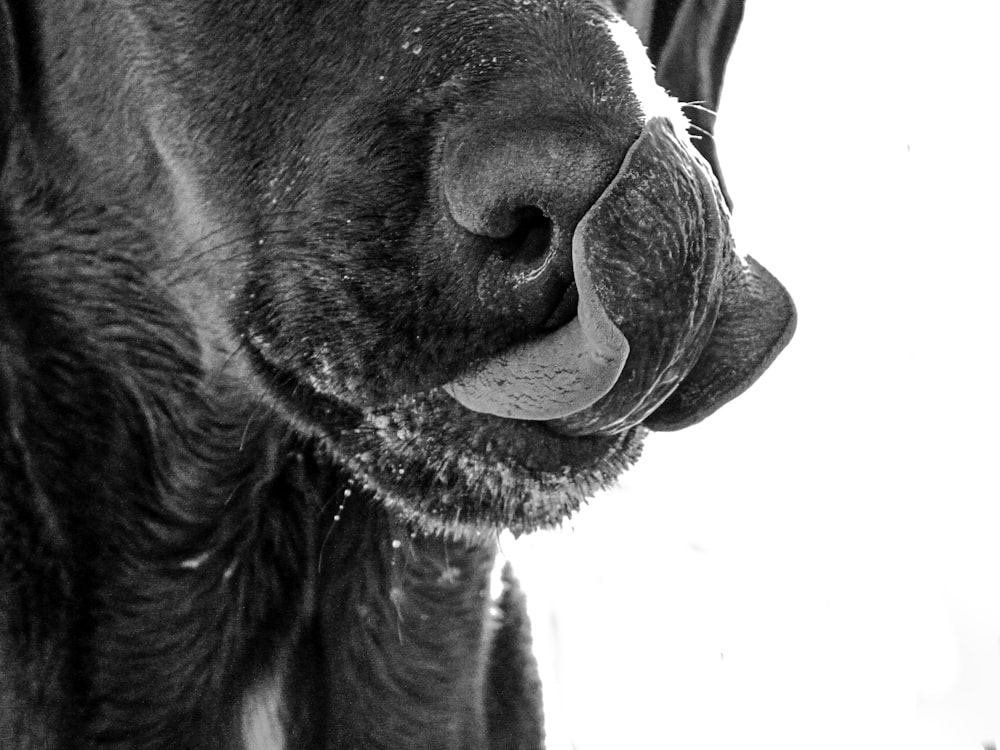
0,1,757,747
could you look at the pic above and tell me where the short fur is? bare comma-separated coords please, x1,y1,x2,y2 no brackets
0,1,750,747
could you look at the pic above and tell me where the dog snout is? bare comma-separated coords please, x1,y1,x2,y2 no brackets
441,118,633,329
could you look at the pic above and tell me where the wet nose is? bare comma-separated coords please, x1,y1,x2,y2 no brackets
440,119,633,329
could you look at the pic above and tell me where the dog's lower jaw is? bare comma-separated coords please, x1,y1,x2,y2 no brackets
241,333,646,539
318,391,646,541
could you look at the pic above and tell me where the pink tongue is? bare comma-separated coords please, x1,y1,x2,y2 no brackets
445,117,723,428
443,230,630,420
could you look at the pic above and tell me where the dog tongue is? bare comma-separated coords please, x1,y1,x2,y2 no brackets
446,116,720,426
442,237,630,421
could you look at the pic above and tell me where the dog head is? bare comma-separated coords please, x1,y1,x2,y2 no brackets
3,0,794,537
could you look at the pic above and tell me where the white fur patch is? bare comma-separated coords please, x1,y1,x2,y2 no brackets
605,15,747,263
241,676,285,750
603,18,691,132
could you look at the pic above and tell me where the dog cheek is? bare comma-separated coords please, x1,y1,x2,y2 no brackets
244,210,465,407
246,135,493,402
241,250,395,404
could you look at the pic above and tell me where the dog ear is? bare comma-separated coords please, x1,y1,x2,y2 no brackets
1,0,17,176
623,0,744,209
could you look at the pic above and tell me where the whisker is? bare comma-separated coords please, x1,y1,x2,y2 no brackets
207,338,252,387
156,206,391,287
680,100,718,117
156,209,315,276
687,122,714,140
158,230,295,286
239,388,270,453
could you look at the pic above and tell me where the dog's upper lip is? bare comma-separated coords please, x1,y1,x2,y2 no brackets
242,333,365,431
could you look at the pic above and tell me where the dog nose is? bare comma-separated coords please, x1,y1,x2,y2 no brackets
441,120,631,329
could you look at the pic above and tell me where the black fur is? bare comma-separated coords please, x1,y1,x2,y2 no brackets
1,196,537,748
1,1,752,747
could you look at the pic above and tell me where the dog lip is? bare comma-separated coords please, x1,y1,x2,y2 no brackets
544,117,727,436
242,335,364,432
243,327,611,452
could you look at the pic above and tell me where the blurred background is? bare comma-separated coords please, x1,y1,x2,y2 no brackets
504,2,1000,748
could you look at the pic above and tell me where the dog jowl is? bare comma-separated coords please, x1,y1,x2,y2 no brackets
0,0,794,747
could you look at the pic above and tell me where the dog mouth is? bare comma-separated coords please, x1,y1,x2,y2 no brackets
243,327,624,461
443,117,724,437
241,115,795,536
244,335,646,538
443,116,796,438
247,115,795,451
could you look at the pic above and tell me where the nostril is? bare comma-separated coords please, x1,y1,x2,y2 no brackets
467,202,572,328
496,207,552,263
440,118,633,330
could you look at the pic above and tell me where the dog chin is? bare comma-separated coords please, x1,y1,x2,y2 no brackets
326,391,647,540
248,346,645,538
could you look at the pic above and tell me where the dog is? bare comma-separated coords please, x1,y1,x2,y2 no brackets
0,0,794,747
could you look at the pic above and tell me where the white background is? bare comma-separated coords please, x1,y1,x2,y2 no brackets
506,2,1000,748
